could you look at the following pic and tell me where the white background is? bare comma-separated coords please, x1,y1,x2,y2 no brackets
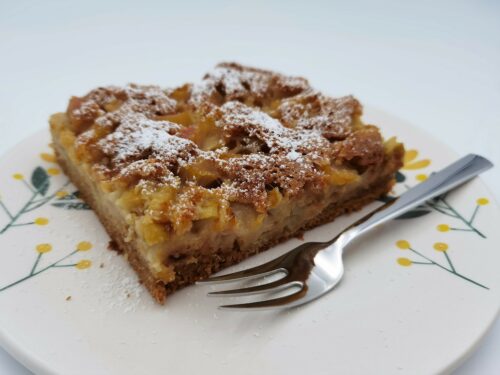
0,0,498,373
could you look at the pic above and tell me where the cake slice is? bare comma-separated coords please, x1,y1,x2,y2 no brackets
49,63,404,303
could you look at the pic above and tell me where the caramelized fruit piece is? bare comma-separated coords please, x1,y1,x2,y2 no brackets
267,187,283,208
138,216,169,245
156,111,193,126
322,165,360,186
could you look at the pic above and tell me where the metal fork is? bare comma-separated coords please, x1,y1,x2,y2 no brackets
197,154,493,310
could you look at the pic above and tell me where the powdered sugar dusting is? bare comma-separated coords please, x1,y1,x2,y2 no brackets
189,62,309,106
98,113,188,163
216,101,330,160
95,252,146,313
68,62,383,210
278,92,360,140
286,150,302,161
91,113,198,186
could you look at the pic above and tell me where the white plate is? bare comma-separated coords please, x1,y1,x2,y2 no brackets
0,108,498,375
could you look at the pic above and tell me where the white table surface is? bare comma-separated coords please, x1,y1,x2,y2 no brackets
0,1,498,374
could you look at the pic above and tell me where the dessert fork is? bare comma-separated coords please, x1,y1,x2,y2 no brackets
197,154,493,310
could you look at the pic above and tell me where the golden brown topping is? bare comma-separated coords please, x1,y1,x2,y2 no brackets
95,113,198,186
67,85,177,135
334,125,385,169
189,62,310,107
64,63,388,220
276,92,361,140
214,101,331,158
215,154,325,212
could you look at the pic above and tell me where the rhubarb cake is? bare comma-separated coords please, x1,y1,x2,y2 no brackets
49,63,404,303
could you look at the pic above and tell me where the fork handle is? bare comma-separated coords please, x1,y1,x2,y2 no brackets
347,154,493,240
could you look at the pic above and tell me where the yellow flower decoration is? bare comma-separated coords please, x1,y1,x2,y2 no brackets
416,174,428,182
76,241,93,251
433,242,448,252
437,224,450,232
40,153,56,163
477,198,489,206
396,240,411,250
76,260,92,270
12,173,24,180
397,257,412,267
36,243,52,254
34,217,49,226
47,168,60,176
402,150,431,170
55,191,68,198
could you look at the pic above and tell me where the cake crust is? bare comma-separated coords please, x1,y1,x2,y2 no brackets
50,63,404,303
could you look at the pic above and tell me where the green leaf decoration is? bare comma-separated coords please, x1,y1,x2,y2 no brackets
396,208,431,219
51,191,90,210
57,191,81,201
395,171,406,183
31,167,49,196
51,202,91,210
